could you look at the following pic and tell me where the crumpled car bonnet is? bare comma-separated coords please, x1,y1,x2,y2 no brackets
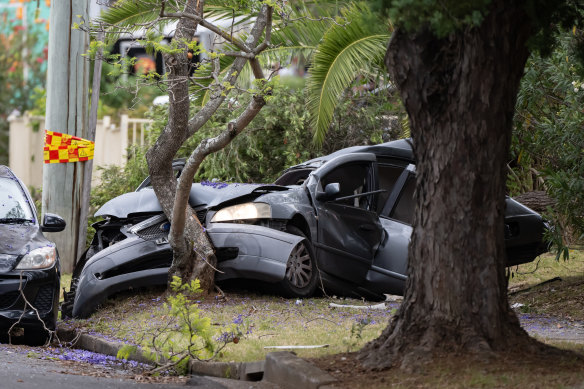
95,182,288,218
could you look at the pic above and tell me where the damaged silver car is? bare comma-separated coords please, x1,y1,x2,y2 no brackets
62,139,549,318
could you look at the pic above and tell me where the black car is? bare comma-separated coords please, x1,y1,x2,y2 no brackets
0,165,66,344
63,139,548,318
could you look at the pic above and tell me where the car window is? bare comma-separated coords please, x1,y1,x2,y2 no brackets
136,164,184,191
274,168,314,186
320,163,374,209
376,164,405,213
0,177,34,220
390,175,415,225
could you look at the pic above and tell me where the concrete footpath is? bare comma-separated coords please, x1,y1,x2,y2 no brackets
56,327,338,388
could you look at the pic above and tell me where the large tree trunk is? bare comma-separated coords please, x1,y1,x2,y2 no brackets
359,1,544,369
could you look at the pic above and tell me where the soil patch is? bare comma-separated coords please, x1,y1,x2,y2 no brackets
510,275,584,321
312,348,584,388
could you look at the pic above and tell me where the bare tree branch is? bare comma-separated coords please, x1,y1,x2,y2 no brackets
222,51,256,59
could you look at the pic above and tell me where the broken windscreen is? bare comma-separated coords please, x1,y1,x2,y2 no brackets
0,170,34,221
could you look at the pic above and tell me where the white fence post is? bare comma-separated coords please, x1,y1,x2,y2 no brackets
120,114,129,165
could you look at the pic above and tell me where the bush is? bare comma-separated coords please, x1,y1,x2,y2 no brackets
512,31,584,249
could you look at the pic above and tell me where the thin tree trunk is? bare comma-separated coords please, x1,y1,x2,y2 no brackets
165,6,271,291
359,0,545,369
146,1,271,292
145,0,212,288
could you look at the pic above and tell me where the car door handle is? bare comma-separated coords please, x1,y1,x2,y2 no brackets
359,224,376,231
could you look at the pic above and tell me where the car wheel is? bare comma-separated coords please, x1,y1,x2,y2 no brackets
279,226,318,298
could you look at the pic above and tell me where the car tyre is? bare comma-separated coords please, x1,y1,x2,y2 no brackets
279,225,318,298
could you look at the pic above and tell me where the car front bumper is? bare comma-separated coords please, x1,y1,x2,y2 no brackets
71,222,303,318
0,266,60,331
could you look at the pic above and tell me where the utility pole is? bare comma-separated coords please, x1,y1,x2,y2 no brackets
77,30,103,261
42,0,90,273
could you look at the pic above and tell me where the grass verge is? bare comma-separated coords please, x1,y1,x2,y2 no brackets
59,250,583,367
60,287,398,362
508,249,584,320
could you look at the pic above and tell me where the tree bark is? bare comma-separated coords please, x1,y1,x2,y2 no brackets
512,191,554,214
167,6,271,291
146,0,205,287
359,0,545,369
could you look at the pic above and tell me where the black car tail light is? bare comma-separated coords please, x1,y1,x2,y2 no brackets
505,222,520,239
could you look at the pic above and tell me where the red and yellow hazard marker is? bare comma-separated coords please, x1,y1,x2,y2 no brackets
43,130,95,164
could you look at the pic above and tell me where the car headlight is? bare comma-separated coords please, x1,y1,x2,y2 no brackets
15,246,57,270
211,202,271,223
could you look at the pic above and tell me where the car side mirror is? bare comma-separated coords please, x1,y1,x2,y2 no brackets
316,182,340,201
41,213,66,233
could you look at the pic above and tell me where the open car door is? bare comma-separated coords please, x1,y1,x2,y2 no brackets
309,153,384,284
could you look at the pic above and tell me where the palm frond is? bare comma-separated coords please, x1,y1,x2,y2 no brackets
306,4,391,145
203,0,351,25
99,0,161,25
203,4,255,25
97,0,178,41
259,27,322,68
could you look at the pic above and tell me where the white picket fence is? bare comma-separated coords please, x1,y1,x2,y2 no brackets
8,114,153,188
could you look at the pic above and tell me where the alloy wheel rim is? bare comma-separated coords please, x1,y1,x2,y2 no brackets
285,242,313,288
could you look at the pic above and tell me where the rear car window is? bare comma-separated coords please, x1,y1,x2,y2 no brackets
390,175,415,225
376,164,405,213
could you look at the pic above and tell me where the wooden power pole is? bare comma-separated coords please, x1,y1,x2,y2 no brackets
42,0,90,273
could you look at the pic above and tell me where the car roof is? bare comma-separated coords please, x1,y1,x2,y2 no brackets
324,138,414,162
273,139,414,186
289,138,414,169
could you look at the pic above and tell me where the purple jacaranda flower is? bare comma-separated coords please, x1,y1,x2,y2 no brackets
233,314,244,325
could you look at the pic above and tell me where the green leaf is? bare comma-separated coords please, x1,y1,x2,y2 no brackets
97,0,176,42
117,345,138,360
